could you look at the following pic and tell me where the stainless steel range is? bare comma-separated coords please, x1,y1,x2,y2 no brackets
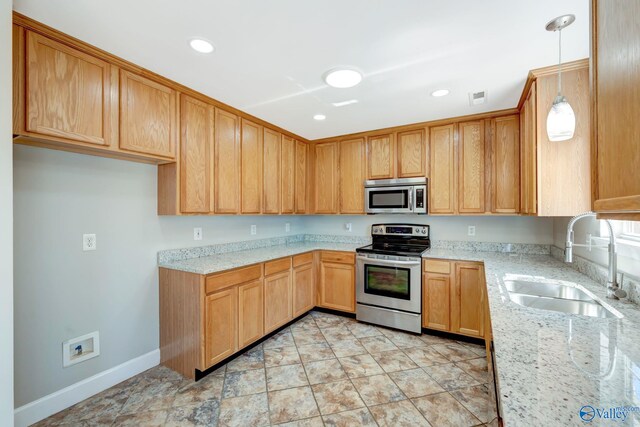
356,223,430,333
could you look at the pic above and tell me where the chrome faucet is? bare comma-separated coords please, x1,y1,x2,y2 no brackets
565,212,626,299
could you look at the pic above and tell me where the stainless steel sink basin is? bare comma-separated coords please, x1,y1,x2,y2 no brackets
503,279,622,319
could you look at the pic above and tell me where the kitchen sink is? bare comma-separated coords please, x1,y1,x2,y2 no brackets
504,279,622,319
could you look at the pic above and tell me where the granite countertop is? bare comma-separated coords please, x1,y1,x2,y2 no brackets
159,241,640,425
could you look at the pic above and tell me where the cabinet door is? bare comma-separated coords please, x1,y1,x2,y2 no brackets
366,133,394,179
339,138,366,214
422,272,451,331
458,121,486,213
593,0,640,217
264,271,292,333
492,115,520,213
263,128,281,214
214,109,240,213
293,263,314,317
295,140,308,214
315,142,339,214
520,82,537,215
281,135,295,214
319,261,355,313
241,119,263,214
238,279,264,348
120,70,176,158
26,31,113,146
180,95,213,213
397,129,427,178
451,262,484,338
205,287,238,367
429,124,456,214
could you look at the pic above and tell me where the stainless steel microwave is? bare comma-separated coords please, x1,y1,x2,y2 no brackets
364,178,427,214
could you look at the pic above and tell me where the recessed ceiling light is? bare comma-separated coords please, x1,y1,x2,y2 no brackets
324,68,362,88
431,89,450,97
313,114,326,121
332,99,359,107
189,38,214,54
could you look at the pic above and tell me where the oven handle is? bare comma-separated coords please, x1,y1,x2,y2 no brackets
356,255,421,266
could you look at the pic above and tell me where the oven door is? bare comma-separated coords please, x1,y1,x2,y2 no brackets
356,255,422,313
365,186,414,214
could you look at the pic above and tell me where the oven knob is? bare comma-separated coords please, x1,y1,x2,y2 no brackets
422,229,427,234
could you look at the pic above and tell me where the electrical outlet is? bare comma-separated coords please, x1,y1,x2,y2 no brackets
193,227,203,241
345,223,352,232
83,234,97,251
285,223,290,232
468,226,476,237
251,225,257,235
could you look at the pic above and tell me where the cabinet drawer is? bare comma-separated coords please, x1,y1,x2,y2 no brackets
293,252,313,267
321,251,355,264
265,257,292,276
206,264,262,294
423,259,451,274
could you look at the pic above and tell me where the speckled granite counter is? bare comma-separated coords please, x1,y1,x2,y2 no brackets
424,249,640,427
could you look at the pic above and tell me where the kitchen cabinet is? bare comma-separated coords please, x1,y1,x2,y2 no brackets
492,115,520,213
591,0,640,219
396,129,427,178
214,109,241,214
339,138,366,214
292,253,315,317
281,135,295,214
180,95,213,214
429,124,457,214
263,128,281,214
422,260,452,331
22,30,114,147
315,142,339,214
366,133,395,180
295,140,308,214
205,286,237,367
238,279,264,348
458,121,486,213
120,70,177,159
240,119,263,214
520,82,537,214
318,251,355,313
264,258,293,333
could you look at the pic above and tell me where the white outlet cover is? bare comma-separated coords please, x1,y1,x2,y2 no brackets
251,225,257,235
285,223,290,232
193,227,203,240
83,234,96,251
345,223,352,232
468,226,476,236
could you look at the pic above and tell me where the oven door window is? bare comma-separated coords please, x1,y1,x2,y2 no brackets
368,189,408,209
364,264,411,300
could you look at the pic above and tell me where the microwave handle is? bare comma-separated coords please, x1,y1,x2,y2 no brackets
408,188,413,211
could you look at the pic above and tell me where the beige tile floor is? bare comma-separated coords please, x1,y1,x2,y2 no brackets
36,311,498,426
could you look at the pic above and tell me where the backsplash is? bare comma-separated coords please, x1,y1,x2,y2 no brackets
551,246,640,305
431,240,550,254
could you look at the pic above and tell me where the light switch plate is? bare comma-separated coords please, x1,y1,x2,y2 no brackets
193,228,203,241
345,223,352,232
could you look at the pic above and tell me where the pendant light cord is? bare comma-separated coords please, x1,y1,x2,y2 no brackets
558,28,562,96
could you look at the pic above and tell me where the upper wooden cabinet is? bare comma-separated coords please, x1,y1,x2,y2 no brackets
592,0,640,219
120,70,177,159
180,95,213,214
366,133,394,180
315,142,339,214
492,115,520,214
262,128,281,214
519,62,591,217
22,30,114,147
281,135,295,214
396,129,427,178
214,109,241,214
458,121,486,214
295,140,308,214
429,124,457,214
339,138,366,214
240,119,263,214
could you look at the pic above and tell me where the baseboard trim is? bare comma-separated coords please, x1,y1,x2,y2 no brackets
14,349,160,427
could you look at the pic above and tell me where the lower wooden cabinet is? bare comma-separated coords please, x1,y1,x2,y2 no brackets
293,253,315,317
318,251,356,313
204,286,237,367
422,259,486,339
238,279,264,348
264,270,293,333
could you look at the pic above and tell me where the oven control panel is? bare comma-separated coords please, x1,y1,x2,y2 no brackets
372,224,429,237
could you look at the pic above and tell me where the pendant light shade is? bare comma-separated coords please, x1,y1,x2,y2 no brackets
547,95,576,141
545,14,576,142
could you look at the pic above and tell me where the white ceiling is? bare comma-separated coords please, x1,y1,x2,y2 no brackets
13,0,590,140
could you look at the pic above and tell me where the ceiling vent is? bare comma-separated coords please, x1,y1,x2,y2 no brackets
469,90,487,106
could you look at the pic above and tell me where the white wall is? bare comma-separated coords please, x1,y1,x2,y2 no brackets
302,215,554,244
1,0,14,425
13,145,304,407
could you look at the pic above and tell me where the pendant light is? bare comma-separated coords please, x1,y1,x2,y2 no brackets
545,14,576,142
